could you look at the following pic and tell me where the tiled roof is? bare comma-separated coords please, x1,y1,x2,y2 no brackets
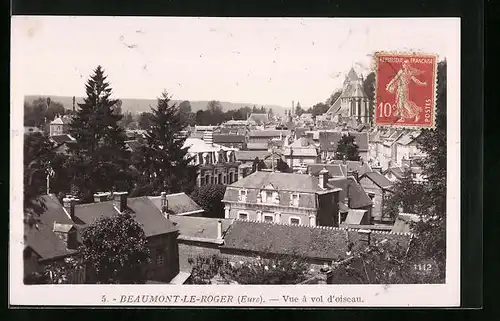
307,164,346,177
169,216,233,241
149,193,204,216
247,142,269,150
235,150,271,162
361,172,393,190
24,194,77,261
230,171,325,193
328,177,373,209
222,220,412,261
384,166,406,179
319,132,343,152
75,197,178,237
213,134,246,144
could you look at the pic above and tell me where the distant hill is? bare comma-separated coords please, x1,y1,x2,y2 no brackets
24,95,288,116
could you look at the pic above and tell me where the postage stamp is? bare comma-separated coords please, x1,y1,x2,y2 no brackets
374,52,438,128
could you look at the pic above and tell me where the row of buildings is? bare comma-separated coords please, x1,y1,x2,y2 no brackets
24,181,414,284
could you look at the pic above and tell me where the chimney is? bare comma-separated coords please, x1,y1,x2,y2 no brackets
203,130,213,145
113,191,128,213
217,220,223,240
63,197,76,221
94,192,110,203
358,229,371,245
318,167,329,189
161,191,169,219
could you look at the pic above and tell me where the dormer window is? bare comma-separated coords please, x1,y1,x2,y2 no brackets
239,190,247,202
290,193,299,207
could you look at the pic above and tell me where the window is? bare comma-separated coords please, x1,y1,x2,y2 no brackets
264,215,274,222
156,251,165,266
290,194,299,207
238,190,247,202
218,173,222,184
265,191,273,203
290,217,301,225
238,212,248,220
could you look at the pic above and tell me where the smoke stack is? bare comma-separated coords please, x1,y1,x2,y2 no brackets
318,167,329,189
113,192,128,213
93,192,110,203
161,191,169,219
217,220,223,240
358,229,371,245
63,197,76,221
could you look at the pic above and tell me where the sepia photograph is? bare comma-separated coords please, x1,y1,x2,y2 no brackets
10,16,460,307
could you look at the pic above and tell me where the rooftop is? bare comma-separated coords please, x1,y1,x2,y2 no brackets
361,171,393,190
229,171,329,193
222,220,412,261
149,192,204,216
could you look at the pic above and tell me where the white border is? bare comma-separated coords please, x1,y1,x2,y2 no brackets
10,17,460,307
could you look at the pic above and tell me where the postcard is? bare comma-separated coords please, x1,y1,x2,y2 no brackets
10,16,460,307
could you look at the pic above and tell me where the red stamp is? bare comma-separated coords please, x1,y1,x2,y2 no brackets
374,52,437,128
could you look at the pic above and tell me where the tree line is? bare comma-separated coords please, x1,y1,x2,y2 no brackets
24,66,198,220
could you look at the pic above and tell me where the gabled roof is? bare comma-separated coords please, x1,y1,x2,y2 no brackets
328,177,373,209
230,171,325,193
24,194,77,261
361,171,393,190
384,166,407,179
74,197,178,237
396,131,421,145
50,117,65,125
149,193,204,216
222,220,412,261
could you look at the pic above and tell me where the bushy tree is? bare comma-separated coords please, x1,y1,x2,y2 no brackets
294,102,303,116
80,213,151,284
308,102,330,117
131,92,197,196
188,253,310,285
363,61,448,283
137,112,155,130
334,134,361,161
24,132,67,224
190,184,227,218
24,97,66,128
382,169,426,220
65,66,132,202
326,89,342,106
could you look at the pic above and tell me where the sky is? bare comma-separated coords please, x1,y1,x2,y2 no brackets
12,17,459,108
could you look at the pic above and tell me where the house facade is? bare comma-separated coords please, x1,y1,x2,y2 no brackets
359,172,394,223
222,171,341,227
184,132,240,187
24,192,181,284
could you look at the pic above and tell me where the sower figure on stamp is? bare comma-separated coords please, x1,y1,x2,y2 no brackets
386,59,427,122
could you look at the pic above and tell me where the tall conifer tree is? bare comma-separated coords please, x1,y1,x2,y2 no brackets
131,92,197,196
66,66,131,201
